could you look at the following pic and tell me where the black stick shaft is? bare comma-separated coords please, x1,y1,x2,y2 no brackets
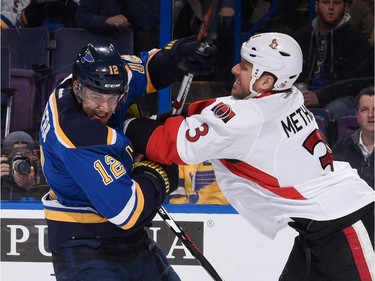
171,0,219,115
157,205,224,281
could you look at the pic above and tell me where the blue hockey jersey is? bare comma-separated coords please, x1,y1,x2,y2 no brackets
39,49,178,249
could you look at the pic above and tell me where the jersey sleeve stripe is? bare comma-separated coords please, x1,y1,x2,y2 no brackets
220,159,306,200
108,182,138,225
119,182,145,230
50,92,76,148
106,127,117,145
44,208,109,223
42,193,109,223
145,50,158,93
42,182,145,228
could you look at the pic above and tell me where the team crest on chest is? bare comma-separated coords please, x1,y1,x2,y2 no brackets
211,102,236,123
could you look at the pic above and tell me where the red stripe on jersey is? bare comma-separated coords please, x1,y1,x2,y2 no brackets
146,116,187,165
188,98,217,116
343,225,373,281
220,160,306,200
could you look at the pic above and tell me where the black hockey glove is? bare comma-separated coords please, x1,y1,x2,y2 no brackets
131,160,178,201
163,36,217,76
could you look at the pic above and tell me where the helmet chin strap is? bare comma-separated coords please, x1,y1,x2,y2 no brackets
74,80,84,101
73,81,87,112
247,77,261,99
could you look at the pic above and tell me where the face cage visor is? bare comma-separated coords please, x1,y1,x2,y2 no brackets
77,79,129,110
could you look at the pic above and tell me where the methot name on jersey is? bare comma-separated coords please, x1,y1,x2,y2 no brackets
280,104,314,138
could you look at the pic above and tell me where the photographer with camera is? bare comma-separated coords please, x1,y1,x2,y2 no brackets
1,131,47,200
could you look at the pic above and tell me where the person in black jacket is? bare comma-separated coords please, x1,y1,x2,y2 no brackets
292,0,374,120
75,0,160,53
332,86,374,188
18,0,78,31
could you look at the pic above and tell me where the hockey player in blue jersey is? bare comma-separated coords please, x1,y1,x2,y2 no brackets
39,40,216,281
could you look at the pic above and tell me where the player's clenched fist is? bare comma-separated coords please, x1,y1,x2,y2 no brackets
132,160,178,201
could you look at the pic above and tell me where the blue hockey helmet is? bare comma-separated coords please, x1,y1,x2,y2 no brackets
73,44,128,97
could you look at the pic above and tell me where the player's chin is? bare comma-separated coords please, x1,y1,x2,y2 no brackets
231,86,244,99
231,83,240,95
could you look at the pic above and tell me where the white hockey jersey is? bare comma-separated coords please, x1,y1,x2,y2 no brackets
137,87,375,239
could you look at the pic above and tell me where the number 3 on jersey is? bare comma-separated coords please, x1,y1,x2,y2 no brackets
303,129,334,171
185,123,209,142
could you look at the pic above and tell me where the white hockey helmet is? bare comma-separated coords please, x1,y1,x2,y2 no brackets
241,32,303,97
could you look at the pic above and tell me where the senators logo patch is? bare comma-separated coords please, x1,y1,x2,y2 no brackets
211,102,236,123
269,38,278,49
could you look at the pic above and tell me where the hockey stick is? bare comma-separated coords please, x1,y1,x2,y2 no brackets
157,205,225,281
158,1,224,279
171,0,219,115
4,92,14,138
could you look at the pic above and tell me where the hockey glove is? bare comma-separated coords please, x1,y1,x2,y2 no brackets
162,36,217,76
132,160,178,202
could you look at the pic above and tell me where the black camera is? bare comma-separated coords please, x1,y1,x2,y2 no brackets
11,152,31,175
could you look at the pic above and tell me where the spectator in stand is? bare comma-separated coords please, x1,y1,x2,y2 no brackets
246,0,272,29
277,0,304,33
348,0,374,46
332,86,374,189
1,131,49,200
17,0,79,31
292,0,374,121
212,0,236,82
0,0,29,28
179,0,235,82
201,0,235,40
75,0,160,54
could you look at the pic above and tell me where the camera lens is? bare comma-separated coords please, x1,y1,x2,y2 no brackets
13,159,31,175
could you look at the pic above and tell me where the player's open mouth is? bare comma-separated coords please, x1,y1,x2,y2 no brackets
95,112,106,118
92,111,109,121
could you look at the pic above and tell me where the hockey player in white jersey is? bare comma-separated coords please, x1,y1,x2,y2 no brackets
125,32,375,280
